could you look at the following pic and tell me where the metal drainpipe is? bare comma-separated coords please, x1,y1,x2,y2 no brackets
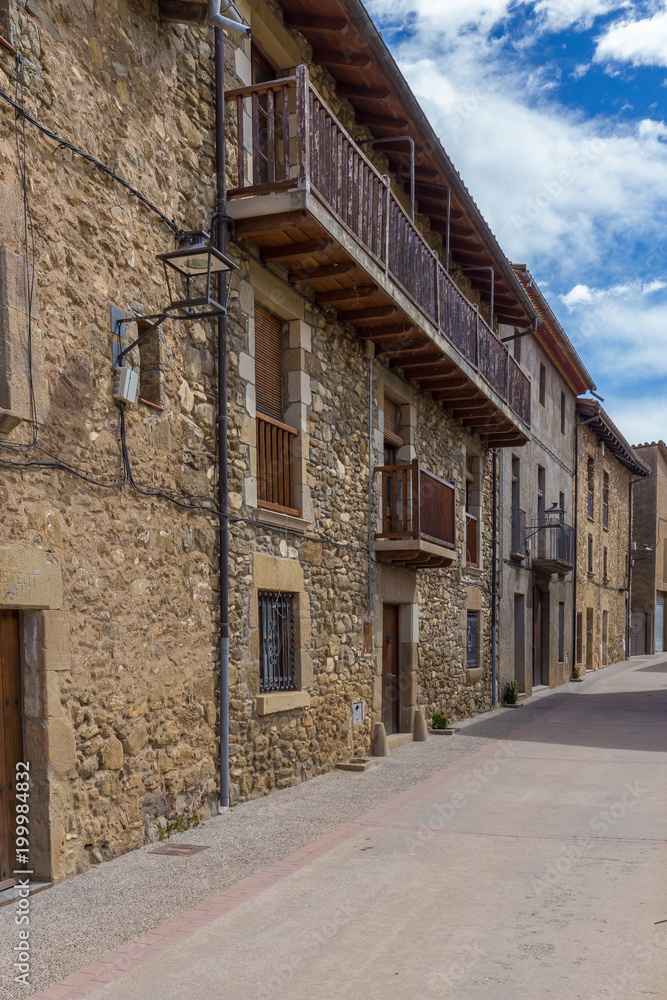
367,352,374,615
491,448,498,706
214,25,230,810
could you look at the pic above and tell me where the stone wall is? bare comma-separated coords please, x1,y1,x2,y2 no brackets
576,425,632,671
0,0,500,881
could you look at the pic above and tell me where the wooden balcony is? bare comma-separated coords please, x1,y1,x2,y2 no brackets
226,67,531,448
375,460,457,568
257,413,299,516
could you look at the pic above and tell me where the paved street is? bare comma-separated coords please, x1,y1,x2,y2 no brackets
17,655,667,999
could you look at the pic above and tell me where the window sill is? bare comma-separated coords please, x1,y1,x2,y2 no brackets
255,690,310,716
465,667,483,685
254,507,313,534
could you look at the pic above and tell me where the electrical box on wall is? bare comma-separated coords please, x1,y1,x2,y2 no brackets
352,702,364,723
113,366,139,405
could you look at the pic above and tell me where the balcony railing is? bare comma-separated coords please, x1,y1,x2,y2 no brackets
227,67,530,428
511,506,526,556
535,520,575,568
377,460,455,549
465,513,478,566
257,413,299,516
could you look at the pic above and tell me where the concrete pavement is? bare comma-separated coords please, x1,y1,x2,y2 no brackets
27,657,667,998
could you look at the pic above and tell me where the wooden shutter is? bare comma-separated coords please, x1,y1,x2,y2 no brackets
384,396,398,438
255,306,283,421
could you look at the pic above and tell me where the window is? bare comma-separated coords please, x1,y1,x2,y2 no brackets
465,455,480,566
576,612,583,664
558,602,565,661
603,547,608,580
138,322,166,408
383,395,403,463
559,491,565,522
258,591,296,692
588,534,594,573
539,364,546,407
251,45,280,186
466,611,479,668
560,392,566,434
255,303,298,514
255,305,283,420
587,455,595,519
602,471,609,529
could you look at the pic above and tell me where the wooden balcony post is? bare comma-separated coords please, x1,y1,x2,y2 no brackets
295,64,311,193
383,175,391,274
412,458,420,538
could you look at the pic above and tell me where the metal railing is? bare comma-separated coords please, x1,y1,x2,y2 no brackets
535,520,575,566
511,506,526,555
227,67,531,427
257,413,299,516
377,460,456,549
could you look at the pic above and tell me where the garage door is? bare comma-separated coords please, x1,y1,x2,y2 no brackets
656,593,665,654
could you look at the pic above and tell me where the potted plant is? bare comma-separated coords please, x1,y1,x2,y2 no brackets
504,680,520,706
430,711,457,735
571,664,583,682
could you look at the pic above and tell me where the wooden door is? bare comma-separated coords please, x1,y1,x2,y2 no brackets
586,608,594,668
382,605,400,735
532,586,543,688
0,610,22,890
514,594,525,691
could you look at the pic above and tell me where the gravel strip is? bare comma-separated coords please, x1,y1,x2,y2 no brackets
0,661,636,998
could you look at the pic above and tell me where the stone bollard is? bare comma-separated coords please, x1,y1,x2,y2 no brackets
413,709,428,742
371,722,390,757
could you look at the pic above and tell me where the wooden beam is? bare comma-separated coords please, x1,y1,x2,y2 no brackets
289,262,355,284
431,389,480,403
395,353,444,370
260,238,331,263
358,116,411,131
235,211,307,239
313,49,371,69
346,305,398,322
283,14,347,31
450,404,496,420
315,284,377,305
377,341,431,358
356,325,419,341
416,372,467,386
400,361,456,378
158,0,206,23
336,83,391,101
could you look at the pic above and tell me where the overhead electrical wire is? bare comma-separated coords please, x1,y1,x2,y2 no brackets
0,81,187,240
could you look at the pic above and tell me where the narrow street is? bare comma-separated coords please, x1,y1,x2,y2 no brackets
19,656,667,999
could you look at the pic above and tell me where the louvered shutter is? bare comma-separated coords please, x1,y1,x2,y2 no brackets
255,306,283,421
384,396,398,438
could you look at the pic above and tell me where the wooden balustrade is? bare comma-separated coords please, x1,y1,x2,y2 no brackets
226,68,531,428
256,413,299,516
377,460,455,550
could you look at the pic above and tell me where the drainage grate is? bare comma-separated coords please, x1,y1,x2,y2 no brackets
150,844,210,857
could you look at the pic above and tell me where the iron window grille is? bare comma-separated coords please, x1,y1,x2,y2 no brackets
466,611,479,669
259,591,296,693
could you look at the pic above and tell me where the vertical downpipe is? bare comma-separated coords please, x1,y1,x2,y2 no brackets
214,25,230,809
491,448,498,706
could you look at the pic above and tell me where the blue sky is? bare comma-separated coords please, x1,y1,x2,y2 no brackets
365,0,667,444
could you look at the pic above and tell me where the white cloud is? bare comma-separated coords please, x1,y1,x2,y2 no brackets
594,4,667,67
561,279,667,308
534,0,629,32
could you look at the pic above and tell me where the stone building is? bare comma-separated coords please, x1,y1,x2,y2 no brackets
497,266,593,698
574,401,649,674
0,0,539,886
629,441,667,655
